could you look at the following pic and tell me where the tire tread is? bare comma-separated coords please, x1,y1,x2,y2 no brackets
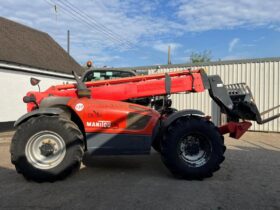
161,116,226,180
10,115,84,182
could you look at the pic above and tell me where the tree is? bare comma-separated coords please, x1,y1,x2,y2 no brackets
190,50,212,63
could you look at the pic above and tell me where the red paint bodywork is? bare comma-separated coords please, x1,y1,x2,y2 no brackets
67,98,160,135
219,121,252,139
26,70,205,112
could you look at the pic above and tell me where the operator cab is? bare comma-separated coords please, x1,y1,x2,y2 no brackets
81,68,152,106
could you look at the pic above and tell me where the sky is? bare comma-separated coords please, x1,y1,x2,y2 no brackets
1,0,280,67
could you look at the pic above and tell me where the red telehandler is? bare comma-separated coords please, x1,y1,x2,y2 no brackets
10,69,280,182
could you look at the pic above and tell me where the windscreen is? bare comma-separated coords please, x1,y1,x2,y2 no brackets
83,70,135,82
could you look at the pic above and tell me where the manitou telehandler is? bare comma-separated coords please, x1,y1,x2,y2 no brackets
10,69,280,182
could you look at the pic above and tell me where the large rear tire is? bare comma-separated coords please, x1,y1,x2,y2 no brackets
10,115,84,182
161,116,226,179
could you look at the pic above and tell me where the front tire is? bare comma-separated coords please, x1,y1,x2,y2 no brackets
161,116,226,179
10,115,84,182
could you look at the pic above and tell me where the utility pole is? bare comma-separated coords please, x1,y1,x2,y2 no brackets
168,45,171,65
67,30,70,54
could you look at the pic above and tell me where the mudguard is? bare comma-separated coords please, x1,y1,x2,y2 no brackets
40,97,71,108
14,108,65,127
163,109,205,128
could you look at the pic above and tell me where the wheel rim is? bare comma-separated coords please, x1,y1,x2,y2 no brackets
178,133,212,168
25,131,66,170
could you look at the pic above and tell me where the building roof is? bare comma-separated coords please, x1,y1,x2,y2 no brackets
0,17,83,75
111,57,280,71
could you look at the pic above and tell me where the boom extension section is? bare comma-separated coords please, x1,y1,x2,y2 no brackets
47,70,206,101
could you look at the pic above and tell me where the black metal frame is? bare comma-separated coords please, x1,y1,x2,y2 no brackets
207,76,280,124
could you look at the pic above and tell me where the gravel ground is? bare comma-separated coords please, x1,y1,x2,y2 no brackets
0,131,279,210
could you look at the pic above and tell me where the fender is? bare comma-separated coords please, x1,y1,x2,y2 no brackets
14,108,65,127
40,97,71,108
163,109,205,128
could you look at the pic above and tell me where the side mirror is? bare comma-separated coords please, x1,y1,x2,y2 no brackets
30,77,41,92
30,77,40,86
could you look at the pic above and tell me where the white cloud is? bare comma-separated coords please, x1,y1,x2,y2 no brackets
175,56,191,63
222,55,244,61
153,42,182,53
1,0,280,66
175,0,280,31
0,0,181,65
229,38,240,52
253,36,265,42
93,55,121,63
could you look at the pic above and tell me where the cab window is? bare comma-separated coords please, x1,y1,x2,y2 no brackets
83,70,135,82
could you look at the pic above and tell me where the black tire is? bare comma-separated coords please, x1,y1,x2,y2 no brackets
152,108,178,153
10,115,84,182
152,137,161,153
161,116,226,179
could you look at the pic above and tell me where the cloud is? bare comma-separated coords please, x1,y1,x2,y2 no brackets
153,42,182,53
1,0,279,67
222,55,244,61
0,0,181,66
253,36,265,42
229,38,240,52
175,56,191,63
175,0,280,31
